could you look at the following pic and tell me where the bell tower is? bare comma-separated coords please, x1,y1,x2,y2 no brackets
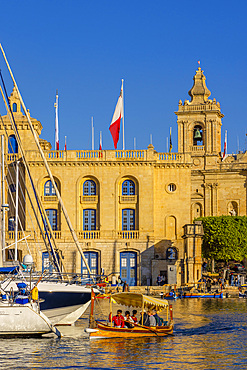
175,68,224,168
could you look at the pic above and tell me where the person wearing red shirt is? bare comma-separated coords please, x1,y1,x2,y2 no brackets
131,310,138,324
112,310,124,328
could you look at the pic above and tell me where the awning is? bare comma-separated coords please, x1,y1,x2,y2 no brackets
0,266,19,274
111,292,169,312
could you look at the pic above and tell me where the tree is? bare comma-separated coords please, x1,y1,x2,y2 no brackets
196,216,247,262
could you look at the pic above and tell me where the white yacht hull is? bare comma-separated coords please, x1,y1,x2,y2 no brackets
0,303,54,336
2,280,94,325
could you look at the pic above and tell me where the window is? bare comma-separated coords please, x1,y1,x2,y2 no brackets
83,180,96,196
8,135,18,154
166,247,177,260
6,248,22,262
12,103,17,112
44,180,57,196
122,209,135,230
45,209,57,231
83,209,96,230
168,183,176,192
122,180,135,195
8,217,15,231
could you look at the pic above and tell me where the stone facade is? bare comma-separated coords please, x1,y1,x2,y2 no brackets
1,68,246,286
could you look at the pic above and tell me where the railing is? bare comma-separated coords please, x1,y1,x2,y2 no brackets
119,195,137,203
158,153,182,161
76,150,104,159
78,231,100,239
117,231,139,239
80,195,98,203
115,150,145,159
189,145,204,152
42,231,61,239
178,104,220,112
24,149,188,164
41,195,58,202
7,231,24,240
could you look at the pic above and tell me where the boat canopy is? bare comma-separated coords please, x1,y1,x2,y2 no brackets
0,266,19,274
111,292,169,311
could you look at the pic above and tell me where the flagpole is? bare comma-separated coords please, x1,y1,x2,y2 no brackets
55,90,59,150
122,79,125,150
134,137,136,150
91,116,94,150
166,137,168,153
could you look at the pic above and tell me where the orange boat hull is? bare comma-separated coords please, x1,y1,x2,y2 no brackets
89,321,174,338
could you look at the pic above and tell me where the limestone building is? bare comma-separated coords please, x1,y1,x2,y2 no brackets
1,67,246,286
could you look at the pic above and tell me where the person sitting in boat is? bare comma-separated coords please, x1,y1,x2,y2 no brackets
131,310,138,324
153,309,166,326
148,310,156,327
112,310,125,328
139,310,150,326
124,311,134,328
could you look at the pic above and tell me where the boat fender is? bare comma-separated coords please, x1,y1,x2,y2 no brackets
84,328,99,333
31,286,39,301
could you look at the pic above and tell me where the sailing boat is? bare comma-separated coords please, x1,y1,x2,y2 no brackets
0,44,99,326
0,255,61,337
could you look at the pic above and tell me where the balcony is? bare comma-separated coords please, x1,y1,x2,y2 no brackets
118,231,139,239
189,145,205,152
119,195,137,204
41,195,58,202
78,231,100,239
80,195,98,204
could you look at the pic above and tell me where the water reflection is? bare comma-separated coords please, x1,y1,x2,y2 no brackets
0,299,246,369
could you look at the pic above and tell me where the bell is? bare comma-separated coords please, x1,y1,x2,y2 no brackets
194,128,202,140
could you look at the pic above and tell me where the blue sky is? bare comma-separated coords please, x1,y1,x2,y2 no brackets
0,1,246,154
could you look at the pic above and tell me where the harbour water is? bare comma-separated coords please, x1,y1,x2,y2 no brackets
0,298,246,369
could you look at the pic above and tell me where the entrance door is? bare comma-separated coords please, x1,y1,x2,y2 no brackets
120,251,137,286
81,251,98,279
42,251,60,273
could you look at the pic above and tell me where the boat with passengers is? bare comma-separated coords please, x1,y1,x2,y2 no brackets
85,291,174,338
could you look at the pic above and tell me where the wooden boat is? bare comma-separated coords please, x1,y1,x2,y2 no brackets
85,292,174,339
178,291,223,299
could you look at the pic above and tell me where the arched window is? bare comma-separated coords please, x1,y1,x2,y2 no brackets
122,180,135,195
45,209,57,231
228,201,238,216
83,180,96,196
12,103,17,112
166,247,177,260
83,209,96,230
193,125,203,146
44,180,57,196
8,135,18,154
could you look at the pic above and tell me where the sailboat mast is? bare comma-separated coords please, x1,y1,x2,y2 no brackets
1,135,6,263
14,161,19,261
0,44,93,280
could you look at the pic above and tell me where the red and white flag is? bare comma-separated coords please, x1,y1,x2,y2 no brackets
64,136,67,151
222,130,227,160
99,131,102,150
54,90,59,150
109,81,123,149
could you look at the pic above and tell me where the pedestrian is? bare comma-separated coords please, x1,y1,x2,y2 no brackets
157,274,162,286
230,274,234,286
206,278,211,292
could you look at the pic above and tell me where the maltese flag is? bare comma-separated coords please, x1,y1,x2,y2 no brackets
109,81,123,149
222,130,227,160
